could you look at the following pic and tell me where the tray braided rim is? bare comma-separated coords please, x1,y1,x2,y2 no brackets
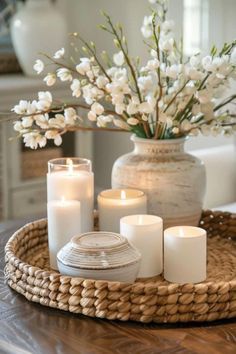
4,210,236,323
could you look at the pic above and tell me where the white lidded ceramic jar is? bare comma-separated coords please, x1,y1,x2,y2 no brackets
112,135,206,228
10,0,67,76
57,232,141,283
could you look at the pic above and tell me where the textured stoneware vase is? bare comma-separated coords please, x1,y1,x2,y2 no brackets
112,135,206,228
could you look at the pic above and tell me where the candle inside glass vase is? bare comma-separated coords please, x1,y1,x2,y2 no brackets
47,197,81,270
47,158,94,233
98,189,147,233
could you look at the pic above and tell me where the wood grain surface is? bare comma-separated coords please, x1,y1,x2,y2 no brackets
0,218,236,354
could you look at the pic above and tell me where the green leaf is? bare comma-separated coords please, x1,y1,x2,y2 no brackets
131,126,147,138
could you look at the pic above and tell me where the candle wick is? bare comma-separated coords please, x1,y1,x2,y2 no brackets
67,158,74,174
121,190,126,200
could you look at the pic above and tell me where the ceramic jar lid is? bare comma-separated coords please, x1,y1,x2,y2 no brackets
57,231,141,270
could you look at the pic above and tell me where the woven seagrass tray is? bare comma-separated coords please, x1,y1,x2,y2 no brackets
4,210,236,324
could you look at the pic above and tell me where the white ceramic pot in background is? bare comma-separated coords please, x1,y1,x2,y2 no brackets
112,135,206,228
10,0,67,76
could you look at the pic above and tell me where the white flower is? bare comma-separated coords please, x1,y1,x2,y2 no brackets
202,56,213,71
127,117,139,126
160,38,174,52
197,89,212,104
86,70,95,81
115,103,126,115
38,92,52,103
139,102,153,114
70,79,81,98
35,114,49,129
76,58,91,75
141,15,153,38
23,132,47,149
138,75,156,94
150,49,157,58
12,100,30,114
113,119,130,130
190,55,201,68
187,67,204,81
57,68,73,82
44,73,56,86
127,96,140,115
88,111,97,121
112,94,124,105
45,130,62,146
159,112,173,128
166,64,180,79
97,115,113,127
127,101,139,115
113,51,125,66
13,121,23,132
82,84,104,105
91,102,104,115
33,59,44,74
172,127,179,134
106,68,130,97
49,114,66,129
64,108,77,125
202,55,229,75
53,48,65,59
96,76,109,89
161,20,174,33
37,91,52,110
146,58,160,71
22,116,34,128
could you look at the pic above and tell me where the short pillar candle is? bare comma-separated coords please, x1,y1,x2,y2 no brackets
98,189,147,233
120,214,163,278
47,199,81,270
164,226,207,284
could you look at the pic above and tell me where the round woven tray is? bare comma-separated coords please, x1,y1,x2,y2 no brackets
4,210,236,324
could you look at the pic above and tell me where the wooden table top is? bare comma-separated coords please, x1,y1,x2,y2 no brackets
0,217,236,354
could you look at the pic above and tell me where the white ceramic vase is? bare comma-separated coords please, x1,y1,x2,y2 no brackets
10,0,67,76
112,135,206,228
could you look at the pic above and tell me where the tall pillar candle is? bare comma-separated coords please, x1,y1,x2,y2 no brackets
98,189,147,233
47,199,81,270
164,226,207,284
47,158,94,233
120,215,163,278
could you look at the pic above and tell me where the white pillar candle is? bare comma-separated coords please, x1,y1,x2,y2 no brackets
47,199,81,270
98,189,147,233
164,226,207,284
120,215,163,278
47,158,94,233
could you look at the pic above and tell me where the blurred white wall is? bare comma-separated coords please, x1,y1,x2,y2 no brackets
58,0,236,191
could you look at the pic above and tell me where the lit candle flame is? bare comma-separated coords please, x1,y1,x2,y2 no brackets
66,158,74,174
121,190,126,200
61,196,66,205
138,215,143,225
179,228,185,237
